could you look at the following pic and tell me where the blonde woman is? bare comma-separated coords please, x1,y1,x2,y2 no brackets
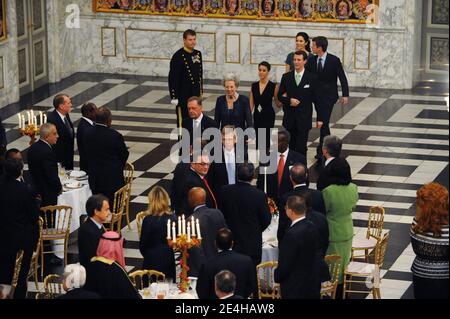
139,186,177,281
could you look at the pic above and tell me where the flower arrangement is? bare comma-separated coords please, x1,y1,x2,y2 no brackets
267,197,279,216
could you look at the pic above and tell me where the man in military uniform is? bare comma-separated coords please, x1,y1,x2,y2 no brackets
168,29,203,136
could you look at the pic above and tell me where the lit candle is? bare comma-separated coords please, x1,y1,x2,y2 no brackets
18,113,22,129
31,110,34,124
172,222,176,242
167,219,171,240
22,115,26,129
43,114,47,123
263,167,267,194
27,111,31,125
196,219,202,240
182,215,186,235
39,112,43,126
178,216,182,236
187,224,191,243
191,217,196,237
34,116,37,126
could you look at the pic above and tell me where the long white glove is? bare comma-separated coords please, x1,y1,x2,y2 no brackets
171,99,179,106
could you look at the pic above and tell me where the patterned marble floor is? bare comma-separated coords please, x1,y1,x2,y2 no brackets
1,73,448,299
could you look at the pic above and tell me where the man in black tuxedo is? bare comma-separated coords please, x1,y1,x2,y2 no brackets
219,162,271,267
182,96,217,145
0,158,40,299
84,107,129,204
27,123,62,207
77,102,97,173
187,187,227,277
278,163,326,242
306,36,349,161
257,129,306,205
316,135,342,191
274,195,320,299
197,228,256,299
47,94,75,170
78,194,109,268
215,270,244,300
277,50,318,157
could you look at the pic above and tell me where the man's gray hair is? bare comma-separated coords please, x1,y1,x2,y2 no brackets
323,135,342,158
223,73,240,88
215,270,236,294
40,123,56,139
63,264,87,289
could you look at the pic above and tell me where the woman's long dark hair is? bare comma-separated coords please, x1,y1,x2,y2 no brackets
296,32,311,53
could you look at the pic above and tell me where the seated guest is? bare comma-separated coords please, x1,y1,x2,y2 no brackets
274,195,320,299
187,187,227,277
197,228,256,299
139,186,177,281
77,102,97,172
57,264,100,299
84,231,141,299
0,158,40,299
317,135,342,191
219,162,271,267
182,96,218,145
27,123,62,207
84,107,129,204
78,194,109,268
215,270,243,300
257,129,306,205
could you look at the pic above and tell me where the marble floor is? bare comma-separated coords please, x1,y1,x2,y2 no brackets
1,73,448,299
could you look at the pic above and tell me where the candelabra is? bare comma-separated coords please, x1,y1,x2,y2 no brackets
18,110,46,145
20,123,40,146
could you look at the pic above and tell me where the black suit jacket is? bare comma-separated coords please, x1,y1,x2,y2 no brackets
316,157,346,191
76,118,95,172
182,114,218,145
196,250,256,299
188,206,227,277
84,125,129,195
274,218,320,299
277,70,318,130
219,182,271,260
46,110,75,170
77,218,105,268
277,185,326,242
256,149,306,204
306,53,349,117
27,140,62,206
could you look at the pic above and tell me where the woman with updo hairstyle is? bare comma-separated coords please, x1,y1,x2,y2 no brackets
410,182,449,299
285,32,311,72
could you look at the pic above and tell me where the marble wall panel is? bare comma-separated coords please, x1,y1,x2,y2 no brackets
101,27,116,57
354,39,371,70
225,33,240,64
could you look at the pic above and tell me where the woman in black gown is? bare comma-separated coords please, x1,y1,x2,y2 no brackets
249,61,281,153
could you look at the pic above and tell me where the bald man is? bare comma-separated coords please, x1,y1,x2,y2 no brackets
187,187,227,277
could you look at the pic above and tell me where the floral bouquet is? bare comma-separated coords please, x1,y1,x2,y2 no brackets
267,197,279,216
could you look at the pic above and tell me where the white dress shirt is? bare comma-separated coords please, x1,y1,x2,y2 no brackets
90,217,103,230
290,215,306,228
224,147,236,185
325,157,335,167
294,69,305,84
82,117,94,126
318,52,328,68
277,149,289,166
56,110,67,123
193,113,203,131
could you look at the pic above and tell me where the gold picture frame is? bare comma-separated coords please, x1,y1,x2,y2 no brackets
0,0,6,41
92,0,380,24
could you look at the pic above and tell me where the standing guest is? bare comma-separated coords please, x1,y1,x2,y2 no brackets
139,186,177,281
214,73,253,131
78,194,109,268
77,102,97,173
285,32,311,73
278,50,318,157
27,123,62,206
316,135,342,191
306,36,349,162
257,129,306,205
84,231,141,299
169,29,203,131
219,162,271,267
274,195,320,299
188,187,227,277
322,157,358,295
84,107,129,204
197,228,256,299
46,94,75,170
57,264,100,299
215,270,243,299
182,96,218,145
0,158,40,299
410,183,449,299
249,61,281,153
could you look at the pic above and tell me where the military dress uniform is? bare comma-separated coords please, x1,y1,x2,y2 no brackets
168,47,203,130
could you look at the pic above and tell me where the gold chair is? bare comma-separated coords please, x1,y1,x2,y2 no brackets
6,250,24,299
256,261,281,299
136,211,150,239
35,292,50,299
352,206,385,262
40,205,73,278
320,255,342,299
343,232,390,299
124,162,135,230
44,274,64,299
108,184,129,234
28,217,43,289
129,270,166,290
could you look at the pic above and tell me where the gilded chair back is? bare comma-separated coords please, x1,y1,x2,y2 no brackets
28,217,44,290
367,206,385,240
129,270,166,290
136,211,150,239
109,184,129,234
44,274,64,298
40,205,73,236
256,261,280,299
374,232,390,268
123,162,135,230
7,250,24,299
320,255,341,299
124,162,135,185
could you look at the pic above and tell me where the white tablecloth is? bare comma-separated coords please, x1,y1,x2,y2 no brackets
262,215,279,263
140,283,198,299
